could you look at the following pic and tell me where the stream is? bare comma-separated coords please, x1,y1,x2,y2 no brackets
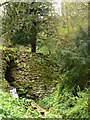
8,86,19,99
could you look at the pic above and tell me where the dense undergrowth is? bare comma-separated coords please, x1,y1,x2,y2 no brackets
0,89,62,119
36,27,90,119
1,27,90,119
0,89,42,119
0,87,90,119
37,87,90,119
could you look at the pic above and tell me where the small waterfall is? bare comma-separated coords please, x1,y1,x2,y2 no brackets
8,86,19,99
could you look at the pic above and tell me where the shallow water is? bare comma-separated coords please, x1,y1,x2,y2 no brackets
9,86,19,99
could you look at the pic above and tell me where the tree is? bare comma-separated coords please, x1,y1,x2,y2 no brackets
60,2,88,37
2,2,51,52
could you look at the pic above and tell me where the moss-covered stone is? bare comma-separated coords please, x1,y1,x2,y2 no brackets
2,46,58,99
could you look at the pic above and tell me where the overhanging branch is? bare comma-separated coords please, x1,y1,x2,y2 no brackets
0,1,10,7
0,0,36,7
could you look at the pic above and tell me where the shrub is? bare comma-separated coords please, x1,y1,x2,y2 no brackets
59,27,89,92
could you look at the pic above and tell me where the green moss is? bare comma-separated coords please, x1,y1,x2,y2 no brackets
3,48,58,99
0,78,9,90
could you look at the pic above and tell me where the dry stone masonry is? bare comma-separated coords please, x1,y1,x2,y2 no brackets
2,47,58,99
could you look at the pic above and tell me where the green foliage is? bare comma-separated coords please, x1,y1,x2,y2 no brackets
61,2,88,36
2,2,51,45
0,89,42,119
3,47,17,62
37,88,90,119
59,27,89,91
1,1,89,119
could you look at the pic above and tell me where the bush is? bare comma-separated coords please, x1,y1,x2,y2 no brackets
59,27,89,92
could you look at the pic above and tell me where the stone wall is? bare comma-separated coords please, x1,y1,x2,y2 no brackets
3,47,58,99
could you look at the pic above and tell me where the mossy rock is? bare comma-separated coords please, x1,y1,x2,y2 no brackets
2,46,58,99
1,46,17,90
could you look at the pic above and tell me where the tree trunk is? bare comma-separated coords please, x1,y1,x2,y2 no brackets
31,43,36,53
31,20,37,53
